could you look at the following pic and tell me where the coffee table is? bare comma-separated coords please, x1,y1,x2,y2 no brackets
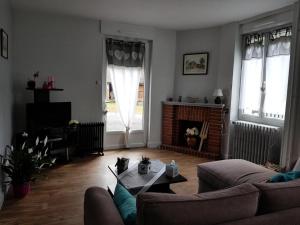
108,160,187,195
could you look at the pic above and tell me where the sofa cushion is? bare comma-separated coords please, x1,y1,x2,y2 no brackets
254,178,300,214
219,207,300,225
137,183,259,225
197,159,277,189
114,183,136,225
84,187,124,225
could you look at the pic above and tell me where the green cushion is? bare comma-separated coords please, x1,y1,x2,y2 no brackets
113,183,136,225
269,171,300,182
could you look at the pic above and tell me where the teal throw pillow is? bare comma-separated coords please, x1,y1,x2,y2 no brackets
269,171,300,183
113,183,136,225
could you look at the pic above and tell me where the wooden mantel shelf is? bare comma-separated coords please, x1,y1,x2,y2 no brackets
163,101,225,108
26,88,64,91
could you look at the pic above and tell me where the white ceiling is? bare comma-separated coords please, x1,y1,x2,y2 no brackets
11,0,297,30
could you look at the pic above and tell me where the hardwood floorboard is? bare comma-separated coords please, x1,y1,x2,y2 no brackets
0,148,211,225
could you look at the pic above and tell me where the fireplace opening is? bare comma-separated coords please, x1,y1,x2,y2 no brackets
162,103,224,158
178,120,203,150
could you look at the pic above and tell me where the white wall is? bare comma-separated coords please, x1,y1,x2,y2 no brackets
217,23,241,158
217,23,240,107
174,27,221,102
12,11,176,149
0,0,13,209
149,30,176,146
12,10,102,131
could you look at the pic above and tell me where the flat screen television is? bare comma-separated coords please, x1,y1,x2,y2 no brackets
26,102,71,134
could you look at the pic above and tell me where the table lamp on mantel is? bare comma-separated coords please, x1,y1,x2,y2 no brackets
213,89,223,104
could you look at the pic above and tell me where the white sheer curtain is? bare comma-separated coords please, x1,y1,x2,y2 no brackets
107,65,142,147
263,37,291,119
239,42,264,116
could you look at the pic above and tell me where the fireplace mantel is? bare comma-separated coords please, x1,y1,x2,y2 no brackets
161,102,225,159
164,101,225,108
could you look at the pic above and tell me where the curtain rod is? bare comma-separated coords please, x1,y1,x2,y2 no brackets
241,23,293,36
104,34,150,44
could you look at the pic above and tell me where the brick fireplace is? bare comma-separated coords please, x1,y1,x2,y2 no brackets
161,102,225,159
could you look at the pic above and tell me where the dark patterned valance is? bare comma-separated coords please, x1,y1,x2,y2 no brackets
106,38,145,67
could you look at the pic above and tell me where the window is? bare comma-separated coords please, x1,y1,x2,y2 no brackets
239,27,292,124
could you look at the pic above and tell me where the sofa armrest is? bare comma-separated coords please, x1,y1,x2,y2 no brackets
197,159,277,191
84,187,124,225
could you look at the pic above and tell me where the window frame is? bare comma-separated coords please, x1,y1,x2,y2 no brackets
238,26,291,127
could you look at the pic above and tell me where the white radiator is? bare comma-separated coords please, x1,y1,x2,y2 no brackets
231,121,281,165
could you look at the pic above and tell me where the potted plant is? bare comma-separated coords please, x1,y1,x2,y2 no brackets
138,156,151,174
185,127,199,148
2,134,56,198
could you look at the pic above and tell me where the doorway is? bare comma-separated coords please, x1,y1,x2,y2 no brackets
102,37,150,149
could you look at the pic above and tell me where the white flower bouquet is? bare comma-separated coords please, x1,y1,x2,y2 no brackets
185,127,199,137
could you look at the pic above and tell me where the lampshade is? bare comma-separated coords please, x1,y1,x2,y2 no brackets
213,89,223,97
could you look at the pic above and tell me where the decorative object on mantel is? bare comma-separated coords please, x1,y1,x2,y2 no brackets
167,97,173,101
1,28,8,59
204,97,208,104
47,76,55,89
166,160,179,178
183,52,209,75
27,71,39,90
42,76,56,90
186,96,201,103
178,96,182,102
42,81,48,89
198,121,209,152
138,156,151,174
185,127,199,148
213,88,223,104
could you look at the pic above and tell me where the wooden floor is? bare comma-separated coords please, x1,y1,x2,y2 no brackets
0,148,210,225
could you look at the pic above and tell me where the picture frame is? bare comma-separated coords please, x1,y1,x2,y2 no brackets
1,29,8,59
183,52,209,75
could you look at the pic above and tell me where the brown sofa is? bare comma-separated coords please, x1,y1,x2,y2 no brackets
84,159,300,225
197,159,278,192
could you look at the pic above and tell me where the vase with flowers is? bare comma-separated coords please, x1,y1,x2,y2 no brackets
185,127,199,148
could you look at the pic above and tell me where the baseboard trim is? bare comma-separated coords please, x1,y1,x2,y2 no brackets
104,142,146,150
104,144,125,150
147,142,161,149
129,142,146,148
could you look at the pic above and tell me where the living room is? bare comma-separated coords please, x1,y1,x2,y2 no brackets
1,0,300,224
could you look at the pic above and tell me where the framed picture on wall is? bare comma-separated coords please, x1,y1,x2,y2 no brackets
183,52,209,75
1,29,8,59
